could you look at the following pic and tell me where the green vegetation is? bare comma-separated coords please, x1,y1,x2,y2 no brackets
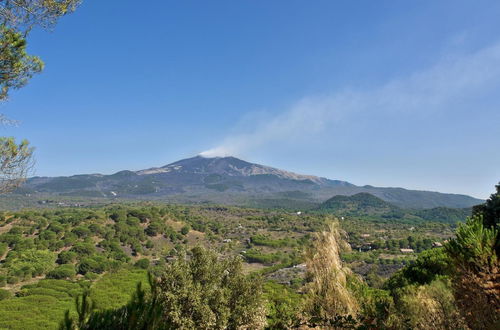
64,247,266,329
90,268,149,310
0,184,495,329
317,192,472,224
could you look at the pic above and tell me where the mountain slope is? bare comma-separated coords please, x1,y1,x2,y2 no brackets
16,156,483,209
316,192,472,223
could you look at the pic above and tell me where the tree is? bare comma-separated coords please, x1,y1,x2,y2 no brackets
63,247,267,330
446,215,499,329
0,137,33,192
0,0,81,192
473,182,500,254
0,25,43,100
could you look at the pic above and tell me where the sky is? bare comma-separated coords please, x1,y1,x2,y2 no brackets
2,0,499,199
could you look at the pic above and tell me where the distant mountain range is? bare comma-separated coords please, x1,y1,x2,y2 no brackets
15,156,483,209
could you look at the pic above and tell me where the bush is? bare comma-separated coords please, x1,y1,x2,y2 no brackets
58,251,77,264
134,258,150,269
66,248,267,330
78,256,108,275
446,216,499,329
46,264,76,279
180,225,190,236
263,281,302,328
71,242,96,256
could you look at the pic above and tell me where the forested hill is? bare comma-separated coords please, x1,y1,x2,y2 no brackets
14,156,483,209
317,192,472,223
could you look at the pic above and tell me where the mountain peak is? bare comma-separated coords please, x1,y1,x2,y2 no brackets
21,155,484,209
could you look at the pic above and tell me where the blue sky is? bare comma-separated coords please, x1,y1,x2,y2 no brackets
2,0,499,198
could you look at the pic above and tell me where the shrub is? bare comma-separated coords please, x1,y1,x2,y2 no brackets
65,248,267,329
134,258,150,269
58,251,77,264
78,256,108,275
446,216,499,329
180,225,190,236
46,264,76,279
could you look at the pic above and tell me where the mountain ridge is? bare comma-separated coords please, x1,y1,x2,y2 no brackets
16,156,483,209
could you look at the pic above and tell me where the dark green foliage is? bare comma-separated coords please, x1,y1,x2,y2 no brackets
446,216,497,273
78,255,108,275
414,207,471,224
0,26,43,100
72,226,91,238
134,258,150,269
47,264,76,279
145,221,165,236
244,249,284,265
58,251,77,264
472,183,500,256
317,192,471,224
384,248,451,292
473,183,500,229
445,215,499,329
180,225,190,235
320,193,394,213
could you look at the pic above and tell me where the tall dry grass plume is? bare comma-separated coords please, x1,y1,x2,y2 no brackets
303,218,358,324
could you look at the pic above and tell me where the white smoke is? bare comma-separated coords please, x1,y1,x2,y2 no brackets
201,42,500,157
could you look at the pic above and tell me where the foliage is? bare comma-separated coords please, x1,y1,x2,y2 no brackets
89,268,149,311
0,0,80,193
0,202,471,329
0,137,34,193
64,247,267,329
47,264,76,279
0,0,80,99
2,248,56,280
250,234,294,248
392,279,466,330
0,279,83,329
445,215,499,329
134,258,150,269
0,25,43,100
473,182,500,230
384,248,451,292
472,182,500,255
263,281,302,329
244,249,284,265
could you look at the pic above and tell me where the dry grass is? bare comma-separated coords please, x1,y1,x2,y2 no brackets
303,219,358,322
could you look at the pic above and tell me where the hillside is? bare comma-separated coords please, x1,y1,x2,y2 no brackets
317,193,472,223
12,156,483,210
0,202,457,329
